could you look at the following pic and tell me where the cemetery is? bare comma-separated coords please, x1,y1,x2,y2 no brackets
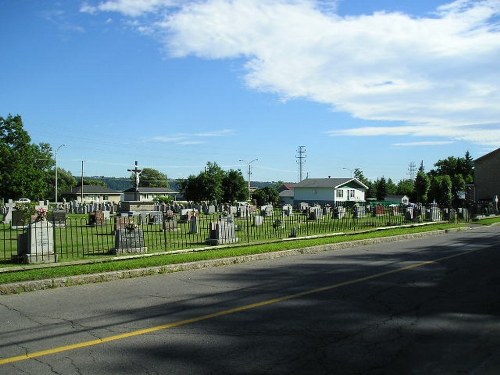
0,197,479,265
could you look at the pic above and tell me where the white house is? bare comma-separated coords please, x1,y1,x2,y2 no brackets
293,178,367,206
65,185,122,204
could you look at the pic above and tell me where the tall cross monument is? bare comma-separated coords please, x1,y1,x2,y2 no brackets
128,161,142,201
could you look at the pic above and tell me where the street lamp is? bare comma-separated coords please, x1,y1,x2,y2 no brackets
239,159,258,200
54,144,66,206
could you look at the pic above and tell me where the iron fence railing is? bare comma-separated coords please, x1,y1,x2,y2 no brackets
0,204,477,264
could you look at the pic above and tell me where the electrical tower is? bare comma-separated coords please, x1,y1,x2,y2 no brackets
408,161,417,180
296,146,306,182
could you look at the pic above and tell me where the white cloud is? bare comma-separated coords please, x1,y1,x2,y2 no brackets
392,141,456,147
82,0,500,146
146,129,234,144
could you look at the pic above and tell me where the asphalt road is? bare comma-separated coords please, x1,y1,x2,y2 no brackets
1,225,499,374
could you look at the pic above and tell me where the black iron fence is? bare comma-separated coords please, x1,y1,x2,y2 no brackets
0,204,475,264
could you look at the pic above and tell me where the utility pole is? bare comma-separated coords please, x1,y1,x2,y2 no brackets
81,161,85,203
54,144,66,206
239,159,258,200
296,146,306,182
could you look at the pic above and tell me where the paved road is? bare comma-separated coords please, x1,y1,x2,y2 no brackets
1,226,499,374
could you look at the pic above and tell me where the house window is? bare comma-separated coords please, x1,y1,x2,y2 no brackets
348,189,355,199
336,190,344,198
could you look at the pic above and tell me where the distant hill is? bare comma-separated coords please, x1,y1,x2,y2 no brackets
88,177,287,192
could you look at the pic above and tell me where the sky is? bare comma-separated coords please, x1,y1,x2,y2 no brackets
1,0,499,183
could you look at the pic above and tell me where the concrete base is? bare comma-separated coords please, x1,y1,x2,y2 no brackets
12,253,58,264
119,201,155,213
206,238,239,246
110,247,148,255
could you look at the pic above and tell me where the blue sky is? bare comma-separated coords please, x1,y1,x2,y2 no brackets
1,0,499,183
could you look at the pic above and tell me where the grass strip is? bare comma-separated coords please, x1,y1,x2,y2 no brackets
0,222,470,285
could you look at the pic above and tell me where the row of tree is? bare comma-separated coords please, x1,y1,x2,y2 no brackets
1,114,475,207
353,151,474,206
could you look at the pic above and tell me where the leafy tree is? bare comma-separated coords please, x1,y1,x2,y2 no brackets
0,115,54,200
180,175,204,202
222,169,247,203
414,170,430,203
252,186,279,206
180,162,246,203
386,178,397,196
53,168,77,201
353,168,374,198
375,177,387,201
131,167,169,188
396,179,414,197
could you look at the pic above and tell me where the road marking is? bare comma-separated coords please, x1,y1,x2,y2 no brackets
0,247,482,366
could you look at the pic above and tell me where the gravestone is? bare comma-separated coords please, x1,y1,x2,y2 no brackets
353,205,366,219
147,211,163,225
253,215,264,226
207,221,239,245
299,202,309,212
11,210,29,229
3,199,14,224
309,206,323,220
405,207,414,221
15,220,57,263
427,206,441,222
261,205,273,217
458,207,469,221
48,210,67,227
334,206,346,219
112,226,147,254
283,204,293,216
374,205,385,217
190,215,199,234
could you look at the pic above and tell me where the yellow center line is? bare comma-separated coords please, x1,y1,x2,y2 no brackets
0,248,480,366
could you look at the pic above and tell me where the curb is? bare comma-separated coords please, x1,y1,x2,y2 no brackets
0,228,467,295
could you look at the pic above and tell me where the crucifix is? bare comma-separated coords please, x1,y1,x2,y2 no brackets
128,161,142,192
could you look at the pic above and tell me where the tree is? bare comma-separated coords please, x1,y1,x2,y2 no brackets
0,115,54,200
353,168,374,198
180,162,246,203
396,179,414,197
53,168,77,200
414,170,430,203
131,167,169,188
386,178,397,196
375,177,387,201
222,169,247,203
252,186,279,206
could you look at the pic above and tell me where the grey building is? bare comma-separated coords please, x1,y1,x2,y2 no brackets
474,148,500,202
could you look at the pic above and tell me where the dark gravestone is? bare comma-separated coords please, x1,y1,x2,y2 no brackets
112,226,147,254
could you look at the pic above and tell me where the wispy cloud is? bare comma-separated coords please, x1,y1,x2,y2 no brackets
146,129,235,144
392,141,456,147
82,0,500,146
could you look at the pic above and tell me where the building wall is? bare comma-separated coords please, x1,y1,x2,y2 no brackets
293,187,365,205
475,150,500,201
294,187,335,204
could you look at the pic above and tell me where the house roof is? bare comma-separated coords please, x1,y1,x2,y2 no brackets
69,185,122,195
475,147,500,164
279,190,294,198
294,178,368,189
277,183,296,192
124,187,179,194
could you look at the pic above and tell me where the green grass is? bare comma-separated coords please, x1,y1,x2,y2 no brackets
0,221,469,285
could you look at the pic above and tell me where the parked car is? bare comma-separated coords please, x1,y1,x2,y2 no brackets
16,198,31,203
